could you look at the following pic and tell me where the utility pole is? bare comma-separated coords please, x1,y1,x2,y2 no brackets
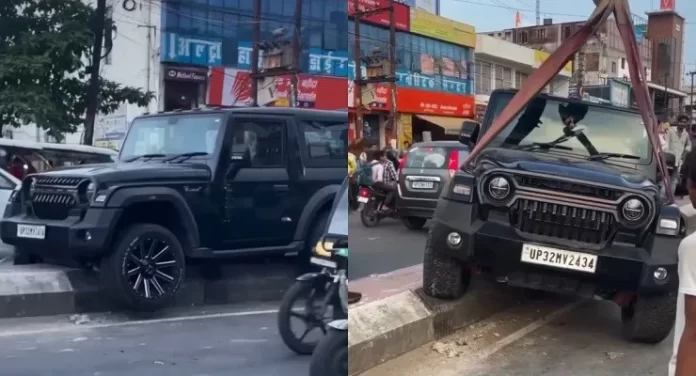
351,0,397,146
251,0,261,106
352,0,363,136
688,70,696,119
535,0,541,25
291,0,303,107
83,0,107,146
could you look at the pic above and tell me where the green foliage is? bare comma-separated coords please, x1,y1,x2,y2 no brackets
0,0,153,139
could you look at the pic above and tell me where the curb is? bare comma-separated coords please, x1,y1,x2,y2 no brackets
347,203,696,376
0,260,299,319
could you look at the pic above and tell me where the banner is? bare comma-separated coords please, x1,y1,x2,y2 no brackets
533,50,573,74
348,0,410,31
207,68,347,110
397,113,413,150
409,8,475,48
397,87,474,116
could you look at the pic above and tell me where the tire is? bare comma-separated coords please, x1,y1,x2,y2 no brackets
309,328,348,376
422,227,470,299
621,293,677,344
360,201,380,227
100,224,186,312
403,216,427,230
278,279,333,355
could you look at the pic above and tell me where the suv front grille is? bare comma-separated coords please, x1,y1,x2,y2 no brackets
514,175,623,201
31,193,77,220
509,198,616,245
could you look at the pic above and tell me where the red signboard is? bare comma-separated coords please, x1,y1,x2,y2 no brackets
396,87,475,117
660,0,675,10
348,0,410,31
207,68,347,110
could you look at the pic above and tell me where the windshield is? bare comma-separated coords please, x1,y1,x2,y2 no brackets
487,93,651,162
119,114,223,160
326,179,348,236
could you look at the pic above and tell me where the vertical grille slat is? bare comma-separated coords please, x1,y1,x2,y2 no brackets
28,176,83,220
510,198,615,246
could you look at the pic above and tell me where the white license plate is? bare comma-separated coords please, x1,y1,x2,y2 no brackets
17,224,46,240
357,196,369,203
521,243,597,273
412,181,434,189
310,257,337,268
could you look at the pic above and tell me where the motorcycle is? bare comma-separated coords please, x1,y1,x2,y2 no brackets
309,249,350,376
358,186,398,227
277,178,349,355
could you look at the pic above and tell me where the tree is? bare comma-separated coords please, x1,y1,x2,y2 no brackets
0,0,153,141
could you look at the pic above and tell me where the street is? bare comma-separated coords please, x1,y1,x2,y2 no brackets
0,303,309,376
348,212,427,279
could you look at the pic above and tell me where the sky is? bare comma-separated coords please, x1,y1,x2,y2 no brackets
441,0,696,81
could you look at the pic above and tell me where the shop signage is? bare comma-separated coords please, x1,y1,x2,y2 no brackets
165,67,207,82
307,48,350,76
347,62,471,95
409,8,475,48
207,68,347,110
348,0,410,31
161,32,222,66
397,87,474,117
533,50,572,73
237,41,264,70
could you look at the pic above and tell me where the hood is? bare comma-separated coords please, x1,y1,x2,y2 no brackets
35,161,211,184
477,148,655,190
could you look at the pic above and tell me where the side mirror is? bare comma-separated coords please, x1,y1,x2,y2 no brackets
459,120,480,146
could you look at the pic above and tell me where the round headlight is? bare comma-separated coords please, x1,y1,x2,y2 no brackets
488,176,511,200
621,198,645,222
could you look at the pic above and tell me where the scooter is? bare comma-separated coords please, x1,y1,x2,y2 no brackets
358,186,398,227
309,258,352,376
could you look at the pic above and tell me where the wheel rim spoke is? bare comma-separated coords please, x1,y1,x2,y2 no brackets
133,273,143,291
298,328,311,342
127,267,139,276
143,278,151,298
150,277,165,296
138,237,147,258
289,310,308,320
146,239,157,258
155,260,176,267
128,252,142,265
155,270,174,282
152,246,170,261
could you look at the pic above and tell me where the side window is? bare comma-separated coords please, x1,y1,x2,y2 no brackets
0,174,16,190
233,120,286,167
300,119,348,160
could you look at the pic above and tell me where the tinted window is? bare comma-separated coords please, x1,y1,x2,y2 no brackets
233,120,286,167
0,174,15,189
301,119,348,160
405,146,448,169
120,114,222,160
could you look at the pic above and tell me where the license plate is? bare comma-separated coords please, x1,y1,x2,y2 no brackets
521,243,597,273
17,224,46,240
412,181,434,189
310,257,337,269
357,196,369,203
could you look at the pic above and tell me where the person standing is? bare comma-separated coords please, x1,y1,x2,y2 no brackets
663,114,692,194
670,150,696,376
347,151,358,211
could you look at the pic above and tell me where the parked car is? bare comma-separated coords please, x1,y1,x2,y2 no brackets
396,141,470,230
424,89,682,344
0,107,347,312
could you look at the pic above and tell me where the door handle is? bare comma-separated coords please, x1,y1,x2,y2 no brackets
273,184,289,192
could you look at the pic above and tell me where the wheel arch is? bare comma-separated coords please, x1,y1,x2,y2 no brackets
106,187,201,250
293,185,339,241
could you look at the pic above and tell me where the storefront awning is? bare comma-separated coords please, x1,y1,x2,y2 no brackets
415,115,466,135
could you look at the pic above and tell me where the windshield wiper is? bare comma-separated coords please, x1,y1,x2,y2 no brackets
587,153,641,161
163,152,209,163
515,141,574,151
125,153,165,162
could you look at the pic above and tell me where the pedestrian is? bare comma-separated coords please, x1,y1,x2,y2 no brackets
669,149,696,376
347,150,358,211
663,114,692,195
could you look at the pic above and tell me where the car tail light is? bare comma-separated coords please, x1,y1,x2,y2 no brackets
359,187,370,197
447,151,459,178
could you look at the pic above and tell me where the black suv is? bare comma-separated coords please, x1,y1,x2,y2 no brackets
0,107,347,311
424,89,684,344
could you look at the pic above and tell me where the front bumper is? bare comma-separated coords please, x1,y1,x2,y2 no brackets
396,196,438,219
0,207,121,260
430,198,680,297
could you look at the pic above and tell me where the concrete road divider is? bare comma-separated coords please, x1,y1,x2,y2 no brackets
348,265,528,376
0,260,299,319
348,204,696,376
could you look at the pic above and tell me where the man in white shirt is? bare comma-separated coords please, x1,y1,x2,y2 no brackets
663,114,692,195
670,149,696,376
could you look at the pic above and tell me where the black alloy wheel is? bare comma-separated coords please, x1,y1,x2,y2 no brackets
101,224,185,312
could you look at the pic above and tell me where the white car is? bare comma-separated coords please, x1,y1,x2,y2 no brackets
0,168,20,262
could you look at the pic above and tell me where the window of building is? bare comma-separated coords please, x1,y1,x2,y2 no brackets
515,71,528,88
621,58,625,69
611,61,617,73
495,65,513,89
476,60,492,94
519,31,528,44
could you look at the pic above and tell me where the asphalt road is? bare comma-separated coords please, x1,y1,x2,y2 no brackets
0,303,312,376
348,211,428,280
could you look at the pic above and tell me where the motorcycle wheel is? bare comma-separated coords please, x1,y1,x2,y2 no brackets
360,201,380,227
277,279,339,355
309,329,348,376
